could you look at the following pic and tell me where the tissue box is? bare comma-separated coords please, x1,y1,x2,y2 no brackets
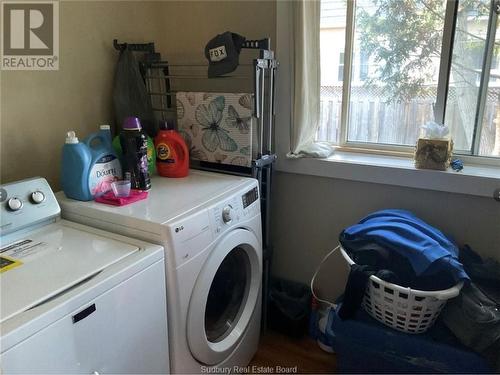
414,138,453,171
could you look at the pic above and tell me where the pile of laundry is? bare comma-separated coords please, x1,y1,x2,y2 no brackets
441,244,500,371
338,209,469,319
338,209,500,371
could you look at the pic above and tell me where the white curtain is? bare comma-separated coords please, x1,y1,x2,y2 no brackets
287,0,333,158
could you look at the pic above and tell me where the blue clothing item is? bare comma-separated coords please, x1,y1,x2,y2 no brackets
331,303,493,373
340,209,469,287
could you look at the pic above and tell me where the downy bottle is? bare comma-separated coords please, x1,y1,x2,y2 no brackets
61,128,122,201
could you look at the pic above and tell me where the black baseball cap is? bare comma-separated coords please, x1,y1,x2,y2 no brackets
205,31,246,78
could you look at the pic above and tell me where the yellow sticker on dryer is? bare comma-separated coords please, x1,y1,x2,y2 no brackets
0,255,22,273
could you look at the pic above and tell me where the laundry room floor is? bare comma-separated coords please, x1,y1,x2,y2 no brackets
250,331,336,373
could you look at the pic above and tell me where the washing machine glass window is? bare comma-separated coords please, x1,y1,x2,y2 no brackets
205,247,250,343
187,228,262,365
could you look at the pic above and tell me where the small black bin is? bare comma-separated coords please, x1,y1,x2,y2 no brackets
268,277,311,338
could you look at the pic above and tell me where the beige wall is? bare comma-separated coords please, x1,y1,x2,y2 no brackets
271,172,500,301
1,2,165,188
1,0,276,189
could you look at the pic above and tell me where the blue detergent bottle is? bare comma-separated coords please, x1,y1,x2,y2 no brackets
61,129,122,201
97,124,112,144
61,131,92,200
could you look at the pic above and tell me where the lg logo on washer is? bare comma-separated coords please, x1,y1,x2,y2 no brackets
175,225,184,233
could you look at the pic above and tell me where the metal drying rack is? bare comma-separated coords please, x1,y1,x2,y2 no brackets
113,38,278,331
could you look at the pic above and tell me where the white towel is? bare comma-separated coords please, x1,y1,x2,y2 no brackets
176,92,254,167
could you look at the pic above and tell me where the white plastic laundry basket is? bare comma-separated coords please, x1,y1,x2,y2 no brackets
340,246,463,334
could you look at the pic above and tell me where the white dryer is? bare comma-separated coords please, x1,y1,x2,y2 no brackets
0,178,169,374
57,170,263,374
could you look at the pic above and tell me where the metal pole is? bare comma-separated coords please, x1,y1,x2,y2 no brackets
472,0,498,154
267,65,275,154
434,0,458,124
339,0,356,145
253,62,261,119
259,64,266,157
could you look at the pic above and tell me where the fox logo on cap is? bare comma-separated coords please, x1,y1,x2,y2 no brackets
209,46,227,62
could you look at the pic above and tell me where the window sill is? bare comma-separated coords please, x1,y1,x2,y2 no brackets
275,151,500,198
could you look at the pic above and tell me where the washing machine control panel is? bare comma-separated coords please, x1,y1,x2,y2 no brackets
169,183,260,268
211,185,260,237
0,178,60,236
242,187,259,208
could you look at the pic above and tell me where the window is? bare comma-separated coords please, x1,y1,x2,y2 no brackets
359,51,369,81
444,0,498,156
318,0,500,159
338,52,345,81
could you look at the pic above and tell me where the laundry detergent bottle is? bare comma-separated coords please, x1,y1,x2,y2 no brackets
112,134,156,175
119,117,151,190
84,125,123,196
154,120,189,178
61,128,122,201
61,131,92,200
98,124,112,143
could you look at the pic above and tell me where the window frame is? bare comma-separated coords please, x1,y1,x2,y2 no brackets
329,0,500,164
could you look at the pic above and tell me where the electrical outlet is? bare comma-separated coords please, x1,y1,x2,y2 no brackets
494,188,500,202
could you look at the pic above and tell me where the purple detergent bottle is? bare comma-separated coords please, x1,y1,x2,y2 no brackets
119,117,151,191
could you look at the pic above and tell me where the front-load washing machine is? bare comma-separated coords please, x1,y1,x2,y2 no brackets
57,170,262,374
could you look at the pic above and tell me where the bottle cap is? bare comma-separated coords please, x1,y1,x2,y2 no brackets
122,117,142,130
65,131,79,144
100,124,111,130
160,119,175,130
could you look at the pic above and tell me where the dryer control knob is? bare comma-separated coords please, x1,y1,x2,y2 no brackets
222,205,233,224
7,197,23,211
31,191,45,204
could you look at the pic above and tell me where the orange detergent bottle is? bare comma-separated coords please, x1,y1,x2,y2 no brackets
154,120,189,178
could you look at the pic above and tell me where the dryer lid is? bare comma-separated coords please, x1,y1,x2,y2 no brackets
0,221,139,323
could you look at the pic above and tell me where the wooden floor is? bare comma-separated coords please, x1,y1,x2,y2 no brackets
249,331,337,374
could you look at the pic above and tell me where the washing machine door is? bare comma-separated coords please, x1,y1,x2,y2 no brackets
187,228,262,365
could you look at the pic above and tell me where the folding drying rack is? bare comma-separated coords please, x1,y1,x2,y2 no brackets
113,38,278,330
